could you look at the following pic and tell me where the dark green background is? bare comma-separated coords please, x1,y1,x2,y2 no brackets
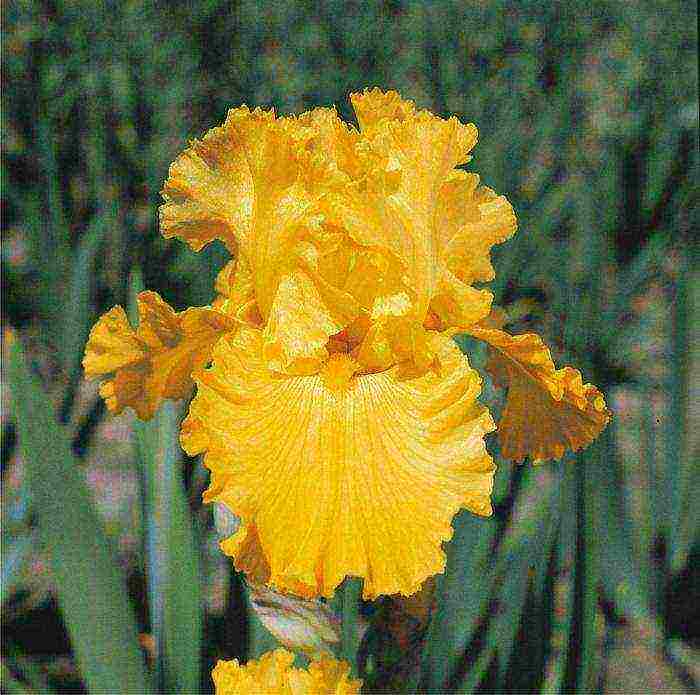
2,1,698,693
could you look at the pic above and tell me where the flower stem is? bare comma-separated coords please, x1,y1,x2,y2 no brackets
341,578,362,675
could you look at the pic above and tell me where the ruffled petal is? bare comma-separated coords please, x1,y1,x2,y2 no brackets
428,172,517,331
439,178,517,285
181,327,496,599
211,649,361,695
263,270,347,376
161,107,347,319
82,306,145,375
160,106,276,253
350,87,417,131
326,92,479,324
83,292,236,420
469,328,611,462
212,254,256,320
429,270,494,331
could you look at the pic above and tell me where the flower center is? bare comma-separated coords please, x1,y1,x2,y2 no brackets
321,353,361,392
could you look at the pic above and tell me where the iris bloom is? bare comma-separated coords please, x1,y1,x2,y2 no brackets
211,649,361,694
84,89,610,600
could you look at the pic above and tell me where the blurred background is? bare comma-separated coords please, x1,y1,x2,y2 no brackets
2,1,698,693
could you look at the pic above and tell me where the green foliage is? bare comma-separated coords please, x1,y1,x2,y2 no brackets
6,341,152,693
2,0,697,692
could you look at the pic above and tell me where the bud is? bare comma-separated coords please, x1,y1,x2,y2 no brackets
213,502,240,540
248,583,341,657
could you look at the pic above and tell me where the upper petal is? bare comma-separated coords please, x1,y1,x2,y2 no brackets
83,291,237,420
438,176,517,285
263,269,347,376
469,327,611,462
350,87,417,131
324,95,479,323
161,106,353,321
160,106,276,253
181,327,496,599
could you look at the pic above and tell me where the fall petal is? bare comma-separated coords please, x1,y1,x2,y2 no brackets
182,327,496,599
83,291,236,420
469,327,611,462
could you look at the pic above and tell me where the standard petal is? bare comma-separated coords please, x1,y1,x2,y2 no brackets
212,254,255,318
469,328,611,462
323,100,479,323
350,87,417,131
182,327,496,599
83,292,236,420
429,269,494,331
160,106,276,253
439,179,517,285
263,270,346,376
161,107,344,319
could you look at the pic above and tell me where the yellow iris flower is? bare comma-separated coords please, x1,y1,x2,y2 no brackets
83,89,610,600
211,649,361,694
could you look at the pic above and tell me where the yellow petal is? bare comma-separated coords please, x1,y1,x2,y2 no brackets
211,649,361,695
182,327,496,599
324,97,479,323
440,178,517,285
429,172,517,331
350,87,417,130
263,270,346,376
161,107,351,321
429,270,494,331
297,106,361,180
160,106,276,253
469,328,611,462
83,292,236,420
212,254,256,319
82,306,145,376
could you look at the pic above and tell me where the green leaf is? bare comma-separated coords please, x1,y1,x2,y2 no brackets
0,533,35,606
136,401,203,694
421,511,498,692
541,467,577,694
130,273,203,694
668,251,694,572
60,210,109,376
573,446,603,693
6,341,151,694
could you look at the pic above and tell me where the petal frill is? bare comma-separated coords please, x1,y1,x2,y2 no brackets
325,104,479,321
428,172,517,331
160,106,276,253
181,327,496,599
469,327,611,462
439,178,517,286
212,254,256,320
83,291,237,420
350,87,417,131
211,648,361,695
429,269,494,331
161,106,348,319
